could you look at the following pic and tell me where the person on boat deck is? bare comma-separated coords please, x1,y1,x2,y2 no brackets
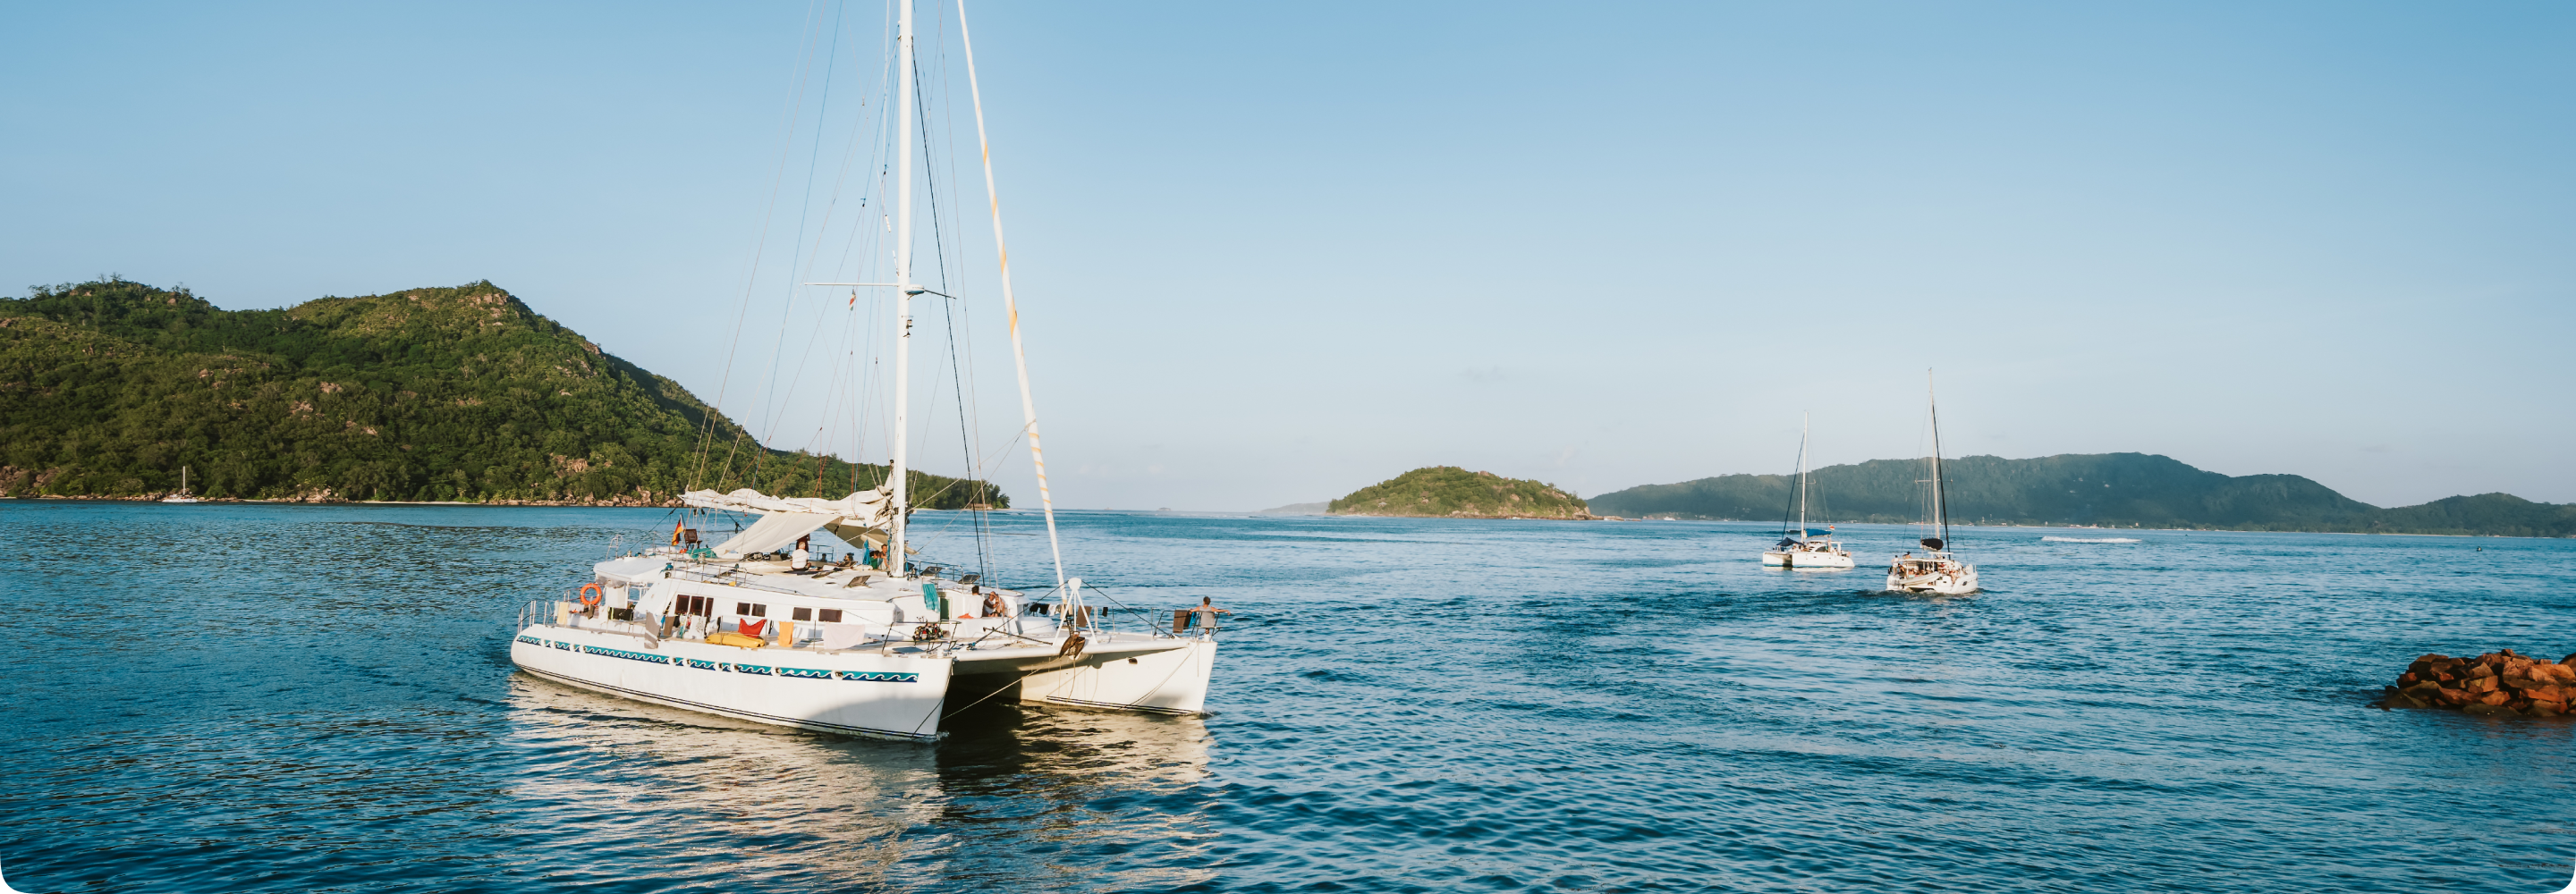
1190,596,1229,630
792,536,810,570
980,586,1006,619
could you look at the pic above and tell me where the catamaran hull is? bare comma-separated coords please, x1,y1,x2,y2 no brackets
1885,568,1979,595
1761,551,1856,569
510,625,953,741
1016,639,1218,715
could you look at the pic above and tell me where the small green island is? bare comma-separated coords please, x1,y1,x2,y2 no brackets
1328,467,1593,519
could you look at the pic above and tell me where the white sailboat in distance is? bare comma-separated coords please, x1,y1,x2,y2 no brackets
1886,373,1979,595
160,466,198,503
1760,414,1853,569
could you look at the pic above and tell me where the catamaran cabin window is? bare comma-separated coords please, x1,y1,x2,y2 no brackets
737,603,766,618
818,609,843,623
674,595,713,617
792,607,812,621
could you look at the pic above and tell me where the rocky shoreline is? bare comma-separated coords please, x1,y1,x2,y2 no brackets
2379,650,2576,716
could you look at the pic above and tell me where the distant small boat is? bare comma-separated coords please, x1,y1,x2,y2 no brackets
161,466,199,503
1886,374,1978,595
1760,414,1853,569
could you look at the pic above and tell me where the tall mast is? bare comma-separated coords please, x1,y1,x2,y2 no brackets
1928,369,1947,547
957,0,1066,586
1797,413,1809,536
889,0,915,574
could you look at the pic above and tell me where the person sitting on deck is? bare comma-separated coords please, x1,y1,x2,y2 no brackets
791,536,810,571
1190,596,1230,631
980,586,1005,619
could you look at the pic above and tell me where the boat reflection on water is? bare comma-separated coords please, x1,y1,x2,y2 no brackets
504,674,1215,890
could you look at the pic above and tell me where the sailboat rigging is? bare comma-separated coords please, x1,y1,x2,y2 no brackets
1759,414,1852,569
1885,372,1979,595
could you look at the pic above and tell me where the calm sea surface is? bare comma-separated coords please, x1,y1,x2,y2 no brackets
3,502,2572,892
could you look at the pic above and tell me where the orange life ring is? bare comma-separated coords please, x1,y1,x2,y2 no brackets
579,583,604,607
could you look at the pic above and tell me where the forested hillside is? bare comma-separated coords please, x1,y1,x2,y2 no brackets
0,278,1004,506
1586,452,2572,537
1329,467,1592,519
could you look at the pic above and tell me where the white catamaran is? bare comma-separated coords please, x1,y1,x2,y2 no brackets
1760,414,1852,569
1886,373,1979,595
508,1,1218,740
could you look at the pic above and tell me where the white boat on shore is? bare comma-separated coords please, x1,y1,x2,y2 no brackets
1886,374,1979,595
508,0,1220,740
1760,414,1853,569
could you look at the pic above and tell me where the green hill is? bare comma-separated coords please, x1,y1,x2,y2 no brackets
1329,467,1592,519
0,277,1004,507
1585,452,2572,537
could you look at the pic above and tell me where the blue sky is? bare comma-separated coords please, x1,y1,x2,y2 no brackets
6,2,2572,510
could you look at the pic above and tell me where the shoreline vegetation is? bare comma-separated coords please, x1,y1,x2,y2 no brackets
0,278,1004,508
1586,452,2575,538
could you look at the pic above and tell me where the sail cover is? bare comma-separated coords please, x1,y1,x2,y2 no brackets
682,486,894,523
708,512,839,556
682,485,900,557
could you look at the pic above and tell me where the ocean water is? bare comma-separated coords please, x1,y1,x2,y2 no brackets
3,502,2572,893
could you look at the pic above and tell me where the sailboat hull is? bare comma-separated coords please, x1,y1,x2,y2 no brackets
511,624,954,741
1760,550,1855,569
1013,639,1218,715
1885,565,1979,595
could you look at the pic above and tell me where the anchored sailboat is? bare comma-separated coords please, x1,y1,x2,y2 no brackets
507,0,1218,740
1886,373,1979,595
1759,414,1852,569
160,466,198,503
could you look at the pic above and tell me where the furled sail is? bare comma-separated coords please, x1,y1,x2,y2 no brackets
681,485,894,522
682,485,901,557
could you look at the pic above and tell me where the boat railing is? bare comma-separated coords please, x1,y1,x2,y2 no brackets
517,584,1210,654
521,596,663,646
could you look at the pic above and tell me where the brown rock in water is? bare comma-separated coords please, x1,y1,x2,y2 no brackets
2380,650,2576,717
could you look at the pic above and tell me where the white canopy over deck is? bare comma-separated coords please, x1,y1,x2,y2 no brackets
682,485,903,558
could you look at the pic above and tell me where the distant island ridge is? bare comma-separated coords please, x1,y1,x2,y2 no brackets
0,278,1003,507
1256,502,1330,516
1585,452,2574,538
1328,467,1594,519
